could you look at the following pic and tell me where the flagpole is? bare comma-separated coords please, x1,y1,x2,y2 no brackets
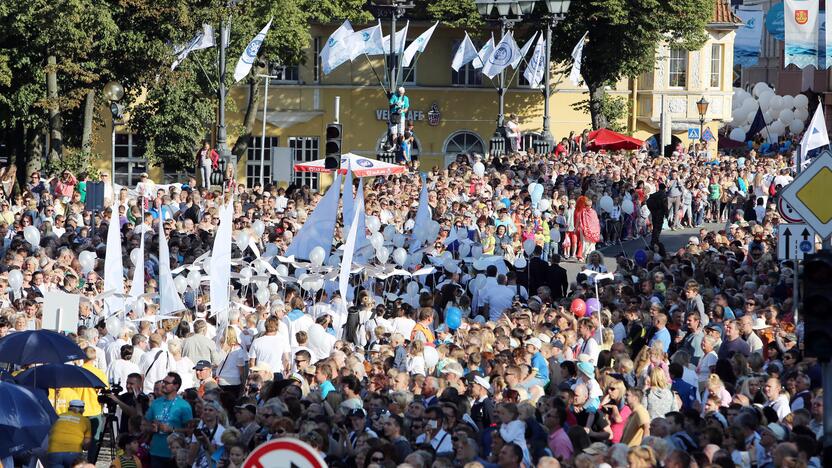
363,53,389,95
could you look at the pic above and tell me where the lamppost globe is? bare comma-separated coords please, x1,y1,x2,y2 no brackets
545,0,571,14
103,81,124,102
696,96,710,120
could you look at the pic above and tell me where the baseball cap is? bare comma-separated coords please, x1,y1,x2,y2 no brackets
192,360,212,370
763,422,787,441
526,337,543,350
69,399,85,409
234,403,257,414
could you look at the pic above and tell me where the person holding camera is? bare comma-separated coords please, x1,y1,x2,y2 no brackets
188,400,226,467
105,373,149,435
145,372,193,468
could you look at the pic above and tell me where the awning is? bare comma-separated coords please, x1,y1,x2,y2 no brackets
259,111,324,129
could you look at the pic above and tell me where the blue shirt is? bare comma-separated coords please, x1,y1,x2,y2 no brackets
672,378,698,411
320,380,336,399
531,352,550,384
650,328,671,353
145,396,193,457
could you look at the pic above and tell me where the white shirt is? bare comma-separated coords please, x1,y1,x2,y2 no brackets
105,338,129,367
416,428,453,454
139,348,174,393
172,356,196,391
106,358,140,388
217,346,246,386
767,394,791,421
391,317,416,338
697,351,718,384
575,337,600,365
248,334,291,375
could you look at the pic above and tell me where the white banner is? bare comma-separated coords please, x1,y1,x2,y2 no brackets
285,172,341,260
233,19,272,82
171,24,216,70
158,219,186,315
403,22,439,67
735,9,764,67
383,21,409,55
785,0,819,68
476,34,495,69
510,31,538,69
482,32,520,79
523,34,546,88
348,22,384,60
210,202,233,337
321,20,354,75
569,32,589,86
451,32,480,71
103,199,125,314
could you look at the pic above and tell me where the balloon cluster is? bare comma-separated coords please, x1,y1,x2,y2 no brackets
730,84,810,141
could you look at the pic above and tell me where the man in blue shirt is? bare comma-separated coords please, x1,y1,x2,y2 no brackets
145,372,193,467
388,87,409,142
649,313,671,353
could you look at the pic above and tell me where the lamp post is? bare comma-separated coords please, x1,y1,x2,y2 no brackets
539,0,571,152
475,0,536,157
696,96,709,144
103,80,124,184
217,16,233,170
256,74,280,189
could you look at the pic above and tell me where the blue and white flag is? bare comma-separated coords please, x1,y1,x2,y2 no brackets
348,21,385,60
210,202,233,339
321,20,354,75
171,24,216,70
569,31,589,86
159,219,186,315
510,31,538,69
285,172,341,261
735,9,764,67
785,0,819,68
451,32,480,71
482,32,521,79
523,34,546,88
383,21,409,55
476,34,495,69
233,19,272,82
798,104,830,168
403,21,439,67
103,200,125,314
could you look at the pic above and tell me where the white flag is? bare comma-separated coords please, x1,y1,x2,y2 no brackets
210,202,233,340
348,21,385,60
285,172,341,260
339,182,363,316
798,104,830,168
383,21,410,55
510,31,538,69
451,32,480,71
482,32,520,79
320,20,354,75
569,31,589,86
523,34,547,88
158,219,186,315
233,19,272,82
475,34,495,69
403,21,439,67
103,199,125,314
128,226,144,315
409,174,432,253
171,24,216,70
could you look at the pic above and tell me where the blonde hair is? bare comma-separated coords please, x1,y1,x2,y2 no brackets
648,366,670,389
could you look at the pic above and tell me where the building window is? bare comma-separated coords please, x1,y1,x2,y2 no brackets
246,136,279,188
113,133,147,187
268,63,299,82
451,40,483,86
313,37,321,83
387,43,416,85
444,131,485,155
290,137,320,189
710,44,722,88
668,48,687,88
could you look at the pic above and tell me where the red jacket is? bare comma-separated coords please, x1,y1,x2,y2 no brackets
196,148,220,169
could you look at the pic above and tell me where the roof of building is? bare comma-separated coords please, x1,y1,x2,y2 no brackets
712,0,743,25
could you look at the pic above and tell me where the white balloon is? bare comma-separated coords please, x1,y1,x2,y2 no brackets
383,224,396,241
458,243,471,258
393,233,406,248
790,119,805,134
268,282,279,294
538,199,551,212
174,275,188,294
406,281,419,295
256,288,270,305
794,94,809,109
778,108,794,123
471,245,483,259
746,108,758,124
253,259,267,275
130,248,142,266
370,232,385,250
729,127,746,142
327,254,341,267
514,257,527,269
599,195,614,213
275,264,289,277
23,226,40,247
770,121,786,137
236,231,251,251
366,216,381,233
769,95,784,112
622,201,634,215
187,270,202,290
392,247,407,266
8,270,23,291
376,246,390,264
523,239,536,256
758,90,774,110
252,220,265,238
473,162,485,177
309,246,326,267
752,82,770,97
240,267,254,285
763,110,774,124
79,252,96,274
794,107,810,121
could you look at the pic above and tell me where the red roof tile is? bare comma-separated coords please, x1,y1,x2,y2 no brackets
712,0,743,24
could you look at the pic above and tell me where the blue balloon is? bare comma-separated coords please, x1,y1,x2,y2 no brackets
446,307,462,330
634,249,648,267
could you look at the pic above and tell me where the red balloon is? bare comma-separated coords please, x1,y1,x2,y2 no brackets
570,298,587,318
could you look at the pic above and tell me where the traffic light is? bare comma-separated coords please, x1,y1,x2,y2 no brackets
802,251,832,361
325,123,342,169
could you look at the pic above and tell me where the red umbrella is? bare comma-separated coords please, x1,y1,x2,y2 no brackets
587,128,644,151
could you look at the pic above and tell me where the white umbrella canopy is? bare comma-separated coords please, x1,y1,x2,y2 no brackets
293,152,406,177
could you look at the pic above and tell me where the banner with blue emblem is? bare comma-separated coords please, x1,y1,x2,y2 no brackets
735,9,764,67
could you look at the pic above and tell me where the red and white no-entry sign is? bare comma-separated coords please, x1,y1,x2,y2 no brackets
242,438,327,468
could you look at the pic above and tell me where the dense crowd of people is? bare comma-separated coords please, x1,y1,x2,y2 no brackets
0,129,825,468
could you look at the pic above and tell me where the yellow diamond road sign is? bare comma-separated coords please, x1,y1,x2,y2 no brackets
781,151,832,239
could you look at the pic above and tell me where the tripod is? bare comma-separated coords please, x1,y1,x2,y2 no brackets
91,411,120,463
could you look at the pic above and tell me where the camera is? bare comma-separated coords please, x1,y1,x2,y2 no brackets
98,382,124,411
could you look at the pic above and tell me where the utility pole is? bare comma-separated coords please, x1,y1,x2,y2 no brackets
217,17,234,170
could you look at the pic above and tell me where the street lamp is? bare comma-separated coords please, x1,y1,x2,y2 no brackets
696,96,709,143
539,0,572,153
103,80,124,184
475,0,536,157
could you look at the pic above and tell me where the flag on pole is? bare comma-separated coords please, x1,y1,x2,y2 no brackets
210,202,233,340
383,21,409,55
475,34,496,69
233,19,272,82
403,21,439,67
339,185,363,313
321,20,354,75
342,166,355,230
158,220,186,315
569,31,589,85
797,104,830,168
285,172,341,260
171,24,216,70
347,21,385,60
103,199,125,314
451,32,480,71
128,228,145,315
745,105,766,141
409,174,432,253
510,31,538,69
523,34,547,88
482,32,521,79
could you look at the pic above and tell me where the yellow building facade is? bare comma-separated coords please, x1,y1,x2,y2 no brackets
93,1,740,189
